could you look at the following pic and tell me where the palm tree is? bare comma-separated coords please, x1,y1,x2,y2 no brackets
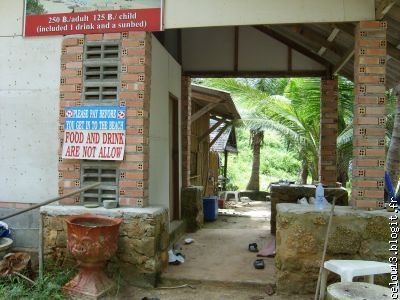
386,90,400,195
203,77,355,186
246,129,264,190
203,78,320,185
202,78,288,190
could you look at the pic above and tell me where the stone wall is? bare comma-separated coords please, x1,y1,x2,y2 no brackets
40,205,168,287
181,186,203,232
276,204,392,294
239,190,268,201
270,184,348,235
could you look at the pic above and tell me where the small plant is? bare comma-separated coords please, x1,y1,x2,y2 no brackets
0,264,76,300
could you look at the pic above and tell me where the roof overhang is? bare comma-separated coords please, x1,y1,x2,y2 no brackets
191,84,241,121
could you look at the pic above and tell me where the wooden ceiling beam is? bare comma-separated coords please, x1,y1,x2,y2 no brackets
376,0,399,20
334,22,400,63
192,91,225,103
198,118,227,143
191,100,224,123
388,4,400,22
253,25,332,68
387,43,400,61
234,26,239,72
186,70,328,78
318,27,341,56
289,25,344,56
332,23,355,37
333,48,355,74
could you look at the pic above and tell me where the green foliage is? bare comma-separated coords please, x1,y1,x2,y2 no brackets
202,77,356,188
0,265,75,300
201,76,397,190
226,128,300,190
26,0,47,15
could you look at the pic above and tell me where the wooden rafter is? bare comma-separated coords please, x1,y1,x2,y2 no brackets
288,47,292,71
388,4,400,22
333,47,355,74
198,118,227,143
253,25,332,68
234,26,239,72
318,27,340,56
192,91,225,103
185,70,328,78
290,25,344,57
191,100,224,123
177,29,182,64
376,0,399,20
334,22,400,62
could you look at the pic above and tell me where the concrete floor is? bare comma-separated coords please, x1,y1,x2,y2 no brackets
117,284,313,300
162,201,275,286
116,201,314,299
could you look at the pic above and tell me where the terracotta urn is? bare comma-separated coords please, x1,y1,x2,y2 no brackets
63,213,122,299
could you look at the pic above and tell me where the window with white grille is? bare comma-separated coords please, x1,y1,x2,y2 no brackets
81,163,119,205
82,41,120,105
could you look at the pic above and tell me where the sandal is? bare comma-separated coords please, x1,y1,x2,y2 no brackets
254,259,265,269
248,243,258,252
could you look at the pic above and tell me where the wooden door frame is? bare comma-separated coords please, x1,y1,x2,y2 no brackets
169,93,180,220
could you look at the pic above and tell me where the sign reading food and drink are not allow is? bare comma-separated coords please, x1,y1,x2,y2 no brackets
62,106,126,160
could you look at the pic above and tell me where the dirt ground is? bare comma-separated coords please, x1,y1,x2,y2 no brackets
115,201,314,300
115,284,313,300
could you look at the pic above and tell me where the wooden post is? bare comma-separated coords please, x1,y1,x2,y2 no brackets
223,150,228,190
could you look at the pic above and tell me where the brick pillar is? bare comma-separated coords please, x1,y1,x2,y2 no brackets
181,76,192,187
58,36,85,205
352,21,387,209
319,77,338,186
58,32,151,207
119,31,151,207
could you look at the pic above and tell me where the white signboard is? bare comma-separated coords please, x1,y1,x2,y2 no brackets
62,106,126,160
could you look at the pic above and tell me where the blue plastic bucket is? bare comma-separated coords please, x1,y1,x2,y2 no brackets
203,196,218,221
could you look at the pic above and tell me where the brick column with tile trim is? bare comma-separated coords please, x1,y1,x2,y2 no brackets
58,35,85,205
118,31,152,207
58,32,152,207
181,76,191,187
352,21,387,209
319,77,338,186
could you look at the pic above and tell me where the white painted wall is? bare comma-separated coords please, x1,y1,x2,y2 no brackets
182,26,325,72
149,36,182,210
0,0,61,203
164,0,375,29
0,0,24,36
182,27,234,71
238,26,288,71
292,50,325,71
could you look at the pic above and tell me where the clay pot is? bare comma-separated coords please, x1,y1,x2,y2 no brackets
63,213,122,299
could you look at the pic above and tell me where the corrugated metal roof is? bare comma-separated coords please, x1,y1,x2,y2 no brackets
209,119,238,153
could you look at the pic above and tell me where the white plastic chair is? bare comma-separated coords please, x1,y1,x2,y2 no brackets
224,191,240,202
319,260,392,300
